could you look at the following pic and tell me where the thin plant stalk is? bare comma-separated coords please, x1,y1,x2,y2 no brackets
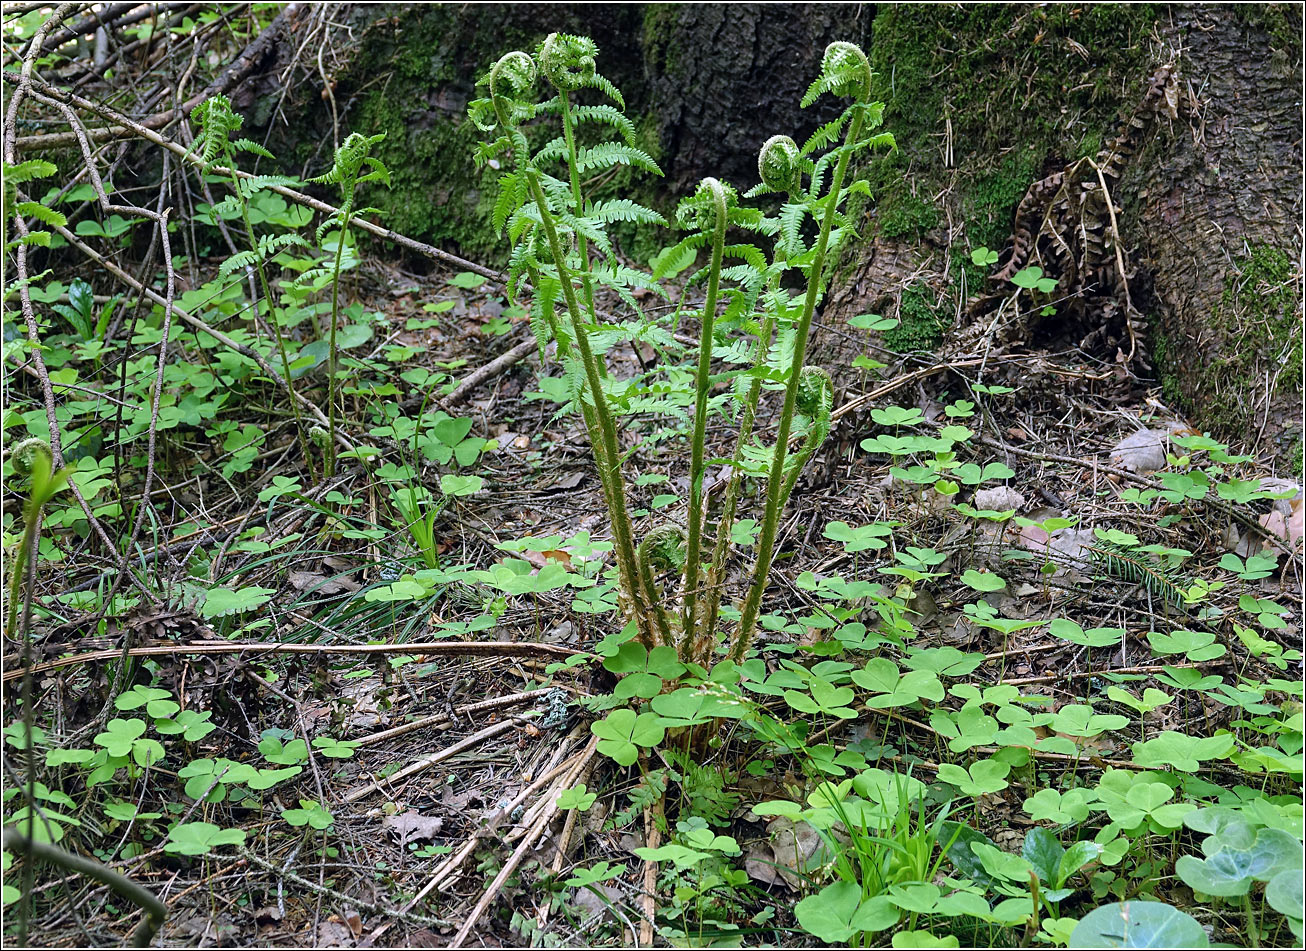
217,144,314,479
731,104,867,663
521,166,650,641
700,252,789,651
554,89,603,372
678,179,729,651
324,211,350,477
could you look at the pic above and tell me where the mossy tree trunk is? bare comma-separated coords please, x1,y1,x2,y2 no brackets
822,4,1302,460
1135,7,1302,456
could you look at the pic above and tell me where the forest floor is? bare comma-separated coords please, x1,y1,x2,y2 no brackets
4,6,1303,949
8,252,1303,948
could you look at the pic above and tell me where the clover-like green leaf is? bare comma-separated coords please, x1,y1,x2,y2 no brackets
281,799,334,830
259,736,310,765
312,736,358,759
937,758,1010,797
590,709,664,766
165,821,246,856
556,784,597,811
796,881,899,943
564,861,626,888
154,709,216,741
93,718,147,758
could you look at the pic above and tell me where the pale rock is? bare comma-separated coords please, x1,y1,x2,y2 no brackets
1109,428,1169,473
974,486,1026,513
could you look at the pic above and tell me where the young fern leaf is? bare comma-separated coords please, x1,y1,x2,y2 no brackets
217,233,308,280
492,172,526,236
801,113,851,156
589,198,666,226
231,138,276,160
191,94,243,166
567,104,637,142
575,142,661,175
801,41,873,107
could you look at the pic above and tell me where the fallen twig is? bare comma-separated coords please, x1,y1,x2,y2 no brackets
448,736,599,948
3,639,595,683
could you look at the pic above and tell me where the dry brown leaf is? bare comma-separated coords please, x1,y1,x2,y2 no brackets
383,809,445,845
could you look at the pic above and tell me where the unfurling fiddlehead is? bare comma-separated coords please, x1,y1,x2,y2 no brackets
733,41,876,665
489,49,537,101
537,32,596,92
757,134,802,194
475,47,654,647
678,177,732,652
308,131,390,477
637,525,687,645
803,40,873,106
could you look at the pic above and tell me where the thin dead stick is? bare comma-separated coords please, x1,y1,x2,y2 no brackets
830,357,989,425
3,639,595,683
352,688,558,749
23,76,499,280
238,847,452,928
439,337,539,408
11,4,296,147
534,752,598,931
1001,662,1200,687
448,735,599,949
503,752,587,844
639,797,663,947
342,715,536,804
363,739,586,945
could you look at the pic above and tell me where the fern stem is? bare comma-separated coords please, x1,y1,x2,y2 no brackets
324,209,349,479
555,89,603,361
222,147,314,480
731,105,866,665
679,180,729,658
528,267,649,626
523,166,651,646
700,290,780,649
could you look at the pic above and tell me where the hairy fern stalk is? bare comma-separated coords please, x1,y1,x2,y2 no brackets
471,36,893,668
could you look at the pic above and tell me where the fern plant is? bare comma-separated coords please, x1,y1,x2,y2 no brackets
304,132,390,477
191,96,313,473
471,37,893,670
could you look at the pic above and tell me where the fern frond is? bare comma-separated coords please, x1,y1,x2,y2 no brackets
239,175,299,198
801,113,850,156
590,198,666,227
575,142,660,175
218,249,259,280
13,202,66,228
532,137,568,167
493,172,526,235
231,138,276,160
653,234,707,279
568,104,636,142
